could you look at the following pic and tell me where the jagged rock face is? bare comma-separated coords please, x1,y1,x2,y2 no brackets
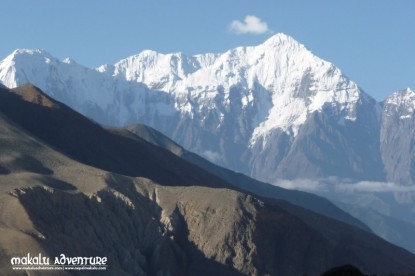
0,34,385,184
15,186,160,275
272,106,384,182
381,88,415,186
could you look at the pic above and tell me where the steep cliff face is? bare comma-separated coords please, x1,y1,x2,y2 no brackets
381,88,415,186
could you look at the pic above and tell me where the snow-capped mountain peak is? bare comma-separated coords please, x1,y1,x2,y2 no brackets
3,49,56,66
383,88,415,119
386,88,415,104
0,33,386,183
95,33,372,143
105,50,203,90
260,33,306,51
62,57,78,65
6,48,53,59
0,49,57,88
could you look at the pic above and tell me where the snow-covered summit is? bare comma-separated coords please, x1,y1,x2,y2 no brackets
0,33,384,181
383,88,415,119
0,48,147,123
0,49,56,88
97,33,373,139
107,50,205,90
62,57,78,65
0,34,375,137
5,48,53,59
385,88,415,105
1,49,56,67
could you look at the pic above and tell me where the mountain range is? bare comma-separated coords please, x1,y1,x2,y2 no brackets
1,34,414,188
1,83,415,275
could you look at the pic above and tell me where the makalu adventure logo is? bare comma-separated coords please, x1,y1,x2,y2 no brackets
10,253,107,271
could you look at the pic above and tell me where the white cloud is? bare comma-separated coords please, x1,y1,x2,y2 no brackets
335,181,415,193
273,178,415,193
275,179,326,192
229,15,272,35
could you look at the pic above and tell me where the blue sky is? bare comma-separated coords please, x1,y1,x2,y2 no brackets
2,0,414,100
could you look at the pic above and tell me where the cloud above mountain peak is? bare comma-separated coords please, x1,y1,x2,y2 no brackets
229,15,272,35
